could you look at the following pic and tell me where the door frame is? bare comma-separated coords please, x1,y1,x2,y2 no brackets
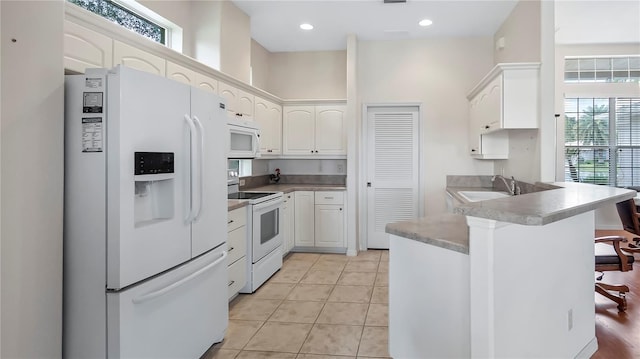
358,103,425,251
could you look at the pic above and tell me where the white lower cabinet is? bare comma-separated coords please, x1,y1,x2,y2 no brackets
293,191,346,250
282,193,295,256
227,207,247,300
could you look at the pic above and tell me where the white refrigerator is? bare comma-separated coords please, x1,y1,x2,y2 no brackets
64,66,228,359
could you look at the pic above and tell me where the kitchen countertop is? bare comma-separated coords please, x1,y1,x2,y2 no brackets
386,181,636,253
227,184,346,211
451,182,635,226
246,184,346,193
385,213,469,254
227,199,249,211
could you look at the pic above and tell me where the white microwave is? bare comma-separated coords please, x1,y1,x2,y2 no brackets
227,119,261,159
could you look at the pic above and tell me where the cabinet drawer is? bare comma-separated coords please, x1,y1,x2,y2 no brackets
228,257,246,300
315,191,343,205
228,207,247,232
227,226,247,265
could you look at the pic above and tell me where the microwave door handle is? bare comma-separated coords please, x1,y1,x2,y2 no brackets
184,114,197,223
192,115,205,221
255,131,261,157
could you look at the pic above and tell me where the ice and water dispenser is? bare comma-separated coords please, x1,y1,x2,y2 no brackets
134,152,175,226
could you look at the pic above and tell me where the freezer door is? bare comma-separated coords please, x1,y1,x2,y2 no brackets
107,246,228,359
190,88,228,257
107,66,192,289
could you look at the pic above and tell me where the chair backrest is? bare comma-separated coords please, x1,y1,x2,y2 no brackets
616,198,640,236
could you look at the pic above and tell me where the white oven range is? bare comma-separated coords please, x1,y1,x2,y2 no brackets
228,188,284,292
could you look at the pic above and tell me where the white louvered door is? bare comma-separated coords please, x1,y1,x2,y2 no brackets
366,107,420,248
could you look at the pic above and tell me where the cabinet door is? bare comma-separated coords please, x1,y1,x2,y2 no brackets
238,89,255,120
294,191,315,247
478,75,502,134
218,82,238,119
314,205,345,248
283,106,315,155
166,61,196,86
286,193,295,252
255,97,282,155
113,40,165,76
193,72,218,95
64,20,113,73
315,105,346,155
281,195,292,256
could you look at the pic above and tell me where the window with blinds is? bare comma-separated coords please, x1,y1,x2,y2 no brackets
564,97,640,187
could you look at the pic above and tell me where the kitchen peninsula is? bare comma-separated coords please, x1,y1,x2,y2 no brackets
386,179,636,358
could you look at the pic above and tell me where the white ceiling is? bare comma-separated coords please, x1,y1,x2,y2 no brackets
232,0,640,53
232,0,519,53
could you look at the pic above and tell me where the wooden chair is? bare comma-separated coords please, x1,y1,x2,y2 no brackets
595,236,635,311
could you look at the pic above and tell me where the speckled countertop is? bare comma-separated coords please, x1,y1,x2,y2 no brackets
386,213,469,254
451,182,635,226
227,199,248,211
227,184,346,211
246,184,346,193
387,181,636,254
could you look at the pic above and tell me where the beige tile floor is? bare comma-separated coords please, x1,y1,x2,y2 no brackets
203,250,390,359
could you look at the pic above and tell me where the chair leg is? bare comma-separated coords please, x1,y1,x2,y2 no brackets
595,283,630,311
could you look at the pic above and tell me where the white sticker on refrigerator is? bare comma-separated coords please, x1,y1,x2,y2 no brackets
82,117,103,152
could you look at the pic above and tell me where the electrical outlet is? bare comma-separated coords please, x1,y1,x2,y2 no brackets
239,179,245,186
567,309,573,331
337,164,344,173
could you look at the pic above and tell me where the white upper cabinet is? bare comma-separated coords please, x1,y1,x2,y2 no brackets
193,73,218,95
283,106,316,155
467,63,540,159
64,20,113,73
254,97,282,155
219,82,254,120
113,40,165,76
166,61,196,86
283,104,346,157
315,105,347,155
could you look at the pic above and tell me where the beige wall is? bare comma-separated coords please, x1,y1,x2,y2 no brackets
268,51,347,99
357,38,495,215
493,0,545,184
220,1,251,83
493,0,541,64
190,0,222,70
1,1,64,358
251,39,270,90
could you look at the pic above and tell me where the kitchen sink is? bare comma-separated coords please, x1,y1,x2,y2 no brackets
458,191,510,202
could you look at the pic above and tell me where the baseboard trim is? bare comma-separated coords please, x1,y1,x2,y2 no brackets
574,337,598,359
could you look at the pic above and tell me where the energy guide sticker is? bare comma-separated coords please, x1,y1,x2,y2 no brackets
82,118,103,152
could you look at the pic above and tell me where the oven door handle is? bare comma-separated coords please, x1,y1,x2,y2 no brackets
252,198,283,212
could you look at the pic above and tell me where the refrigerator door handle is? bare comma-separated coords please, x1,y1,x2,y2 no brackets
192,115,205,221
132,250,228,304
184,114,198,223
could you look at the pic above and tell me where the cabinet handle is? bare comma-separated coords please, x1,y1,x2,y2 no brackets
471,149,476,152
229,246,234,252
228,280,235,287
310,150,314,153
340,208,343,211
315,150,319,153
485,125,490,129
228,220,234,224
268,149,273,152
324,197,334,200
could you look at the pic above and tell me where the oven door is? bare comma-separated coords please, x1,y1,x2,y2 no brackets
252,197,283,262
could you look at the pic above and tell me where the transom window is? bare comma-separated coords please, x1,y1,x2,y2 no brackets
564,56,640,83
564,97,640,187
67,0,183,52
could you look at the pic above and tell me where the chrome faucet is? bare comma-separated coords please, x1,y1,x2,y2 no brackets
492,175,520,196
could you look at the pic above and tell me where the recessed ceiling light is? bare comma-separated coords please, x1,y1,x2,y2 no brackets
300,23,314,30
419,19,433,27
